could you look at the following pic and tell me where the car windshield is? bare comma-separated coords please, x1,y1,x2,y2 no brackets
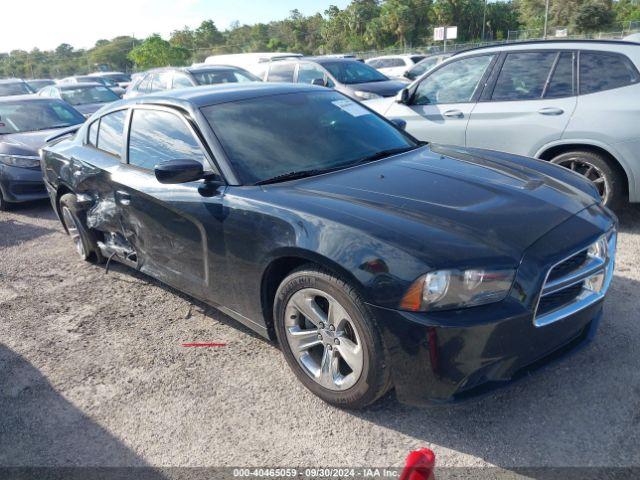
202,90,416,184
406,57,441,80
60,86,119,105
0,100,85,134
0,82,34,97
321,61,389,84
78,77,117,87
192,69,260,85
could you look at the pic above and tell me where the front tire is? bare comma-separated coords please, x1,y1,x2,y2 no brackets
274,265,391,409
59,193,103,263
550,150,625,209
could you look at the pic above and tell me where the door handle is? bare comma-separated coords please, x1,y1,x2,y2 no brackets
538,107,564,116
115,190,131,206
443,109,464,118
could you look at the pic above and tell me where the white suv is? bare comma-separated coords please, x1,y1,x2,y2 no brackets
366,55,427,78
366,40,640,208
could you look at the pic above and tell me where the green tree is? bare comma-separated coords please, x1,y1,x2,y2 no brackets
127,34,190,69
89,36,139,71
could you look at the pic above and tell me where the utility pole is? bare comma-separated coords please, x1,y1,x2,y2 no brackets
543,0,550,40
481,0,488,42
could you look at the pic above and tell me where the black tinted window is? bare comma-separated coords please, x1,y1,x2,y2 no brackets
492,52,557,101
267,63,295,82
203,91,415,184
580,52,640,95
97,110,126,158
128,109,204,170
545,52,574,98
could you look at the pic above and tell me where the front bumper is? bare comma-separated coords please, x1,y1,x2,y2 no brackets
372,203,616,406
0,164,48,203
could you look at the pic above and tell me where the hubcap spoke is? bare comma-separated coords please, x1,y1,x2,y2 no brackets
335,336,363,377
318,345,339,388
286,327,322,353
291,293,327,327
62,207,85,257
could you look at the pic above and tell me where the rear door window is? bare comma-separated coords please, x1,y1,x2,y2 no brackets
579,51,640,95
491,51,557,101
172,74,193,89
96,110,127,158
267,63,296,82
544,51,574,98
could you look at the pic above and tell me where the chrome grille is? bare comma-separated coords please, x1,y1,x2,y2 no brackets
534,231,617,327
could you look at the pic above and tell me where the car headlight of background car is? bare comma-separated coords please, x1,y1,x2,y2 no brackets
353,90,382,100
400,268,516,311
0,154,41,168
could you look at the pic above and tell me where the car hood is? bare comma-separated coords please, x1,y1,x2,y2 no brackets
278,145,599,266
0,127,77,156
348,80,407,97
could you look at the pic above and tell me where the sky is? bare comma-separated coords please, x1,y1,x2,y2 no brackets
3,0,352,52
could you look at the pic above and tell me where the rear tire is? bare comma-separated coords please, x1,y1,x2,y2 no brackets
274,265,391,409
0,191,8,212
59,193,103,263
550,150,625,209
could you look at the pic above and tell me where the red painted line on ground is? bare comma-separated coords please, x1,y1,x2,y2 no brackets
182,342,227,347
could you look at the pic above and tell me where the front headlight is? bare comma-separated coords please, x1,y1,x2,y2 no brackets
0,154,41,168
353,90,382,100
400,268,515,311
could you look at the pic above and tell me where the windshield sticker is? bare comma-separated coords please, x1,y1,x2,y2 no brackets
332,99,370,117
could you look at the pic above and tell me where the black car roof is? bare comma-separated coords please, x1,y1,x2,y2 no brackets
136,82,320,108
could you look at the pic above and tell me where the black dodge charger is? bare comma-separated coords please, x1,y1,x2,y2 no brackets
41,83,617,408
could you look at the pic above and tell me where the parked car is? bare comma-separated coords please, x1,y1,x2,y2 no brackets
26,79,56,91
123,65,260,99
41,83,616,408
0,79,35,97
263,57,407,100
205,52,303,78
403,53,453,81
366,40,640,208
58,75,125,97
0,96,85,210
89,71,132,89
38,83,120,117
365,54,427,78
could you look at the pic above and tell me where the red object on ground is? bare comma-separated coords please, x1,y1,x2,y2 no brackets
399,448,436,480
182,342,227,347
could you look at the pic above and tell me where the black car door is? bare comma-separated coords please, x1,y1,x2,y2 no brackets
112,105,226,301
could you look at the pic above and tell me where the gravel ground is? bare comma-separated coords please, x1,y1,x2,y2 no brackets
1,200,639,472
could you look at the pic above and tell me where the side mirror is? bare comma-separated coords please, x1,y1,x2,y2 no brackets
311,78,327,87
389,118,407,131
395,88,410,104
155,159,205,184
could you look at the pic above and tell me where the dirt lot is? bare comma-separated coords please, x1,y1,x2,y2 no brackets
1,200,640,472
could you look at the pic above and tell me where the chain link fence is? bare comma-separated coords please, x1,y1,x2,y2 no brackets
348,22,640,60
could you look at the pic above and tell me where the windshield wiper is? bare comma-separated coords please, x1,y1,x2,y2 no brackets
256,146,420,185
352,146,419,165
256,168,330,185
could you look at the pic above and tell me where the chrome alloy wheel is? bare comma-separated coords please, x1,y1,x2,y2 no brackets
61,206,86,258
284,288,364,391
554,157,609,204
